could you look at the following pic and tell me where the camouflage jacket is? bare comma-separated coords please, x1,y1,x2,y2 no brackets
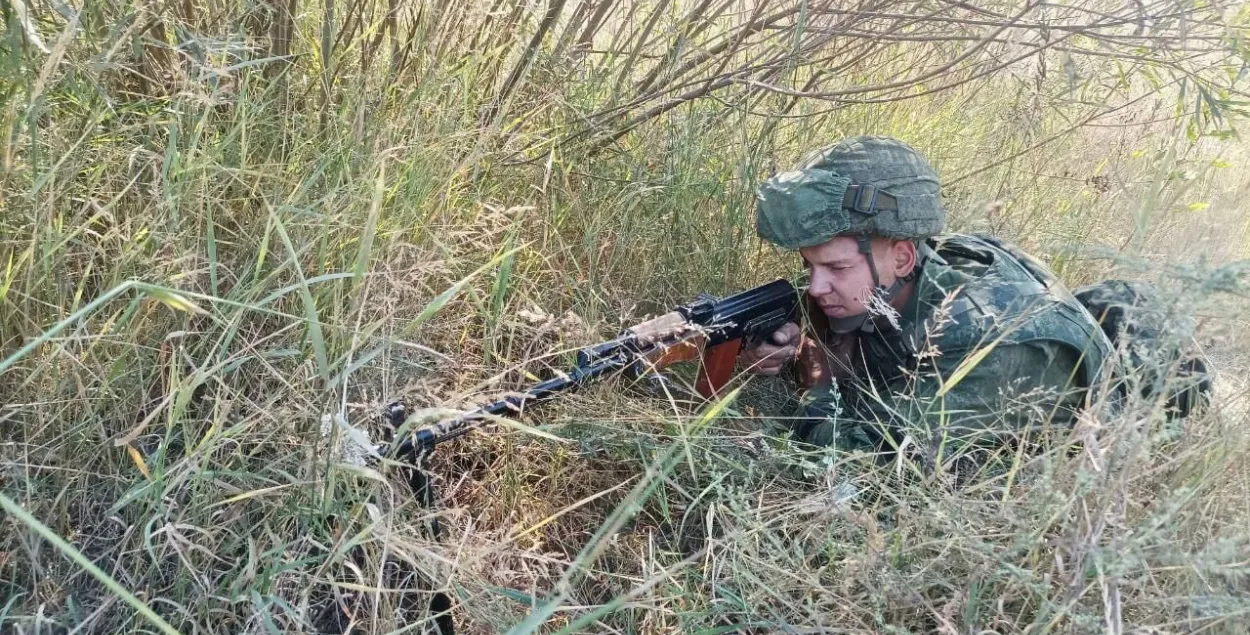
795,234,1115,453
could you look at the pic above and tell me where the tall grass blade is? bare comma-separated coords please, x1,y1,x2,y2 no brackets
269,208,330,383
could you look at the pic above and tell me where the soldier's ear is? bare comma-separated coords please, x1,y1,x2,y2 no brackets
890,239,918,278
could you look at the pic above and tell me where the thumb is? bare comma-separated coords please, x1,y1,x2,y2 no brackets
771,328,791,345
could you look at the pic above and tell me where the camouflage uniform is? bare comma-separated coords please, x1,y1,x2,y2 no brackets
796,233,1114,452
1075,280,1212,418
755,136,1115,454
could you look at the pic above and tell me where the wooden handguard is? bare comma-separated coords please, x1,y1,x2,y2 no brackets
696,339,742,399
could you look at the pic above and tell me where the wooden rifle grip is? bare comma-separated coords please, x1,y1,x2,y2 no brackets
696,339,742,399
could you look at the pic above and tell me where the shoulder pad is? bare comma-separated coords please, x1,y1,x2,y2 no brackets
914,234,1114,386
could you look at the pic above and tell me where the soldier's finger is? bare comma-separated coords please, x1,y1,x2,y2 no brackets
748,343,783,359
747,346,795,374
770,322,800,345
754,359,785,375
766,344,798,360
742,359,767,375
739,347,767,364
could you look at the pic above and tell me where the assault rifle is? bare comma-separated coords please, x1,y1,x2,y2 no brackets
358,279,797,634
386,278,800,463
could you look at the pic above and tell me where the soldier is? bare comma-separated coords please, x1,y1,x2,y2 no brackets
740,135,1117,462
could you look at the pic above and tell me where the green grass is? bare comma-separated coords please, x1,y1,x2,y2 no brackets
3,1,1250,633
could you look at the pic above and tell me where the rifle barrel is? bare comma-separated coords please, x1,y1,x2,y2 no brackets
386,278,797,460
390,352,633,459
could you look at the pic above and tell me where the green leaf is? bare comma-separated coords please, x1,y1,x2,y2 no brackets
0,250,18,305
206,207,219,296
144,287,206,314
490,586,540,607
353,164,385,285
411,245,526,331
269,208,329,383
937,335,1007,398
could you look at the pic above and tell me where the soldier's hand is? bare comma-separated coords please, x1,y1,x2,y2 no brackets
740,322,801,376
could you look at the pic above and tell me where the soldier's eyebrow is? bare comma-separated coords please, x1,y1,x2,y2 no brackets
802,251,858,267
809,256,856,266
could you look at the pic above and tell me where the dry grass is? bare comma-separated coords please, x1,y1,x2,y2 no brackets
3,0,1250,633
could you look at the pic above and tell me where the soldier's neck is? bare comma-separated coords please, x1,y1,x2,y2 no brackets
889,279,916,314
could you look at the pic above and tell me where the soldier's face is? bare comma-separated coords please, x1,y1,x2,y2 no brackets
800,237,914,318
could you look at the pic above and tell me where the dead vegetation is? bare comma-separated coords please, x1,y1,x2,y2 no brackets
3,0,1250,633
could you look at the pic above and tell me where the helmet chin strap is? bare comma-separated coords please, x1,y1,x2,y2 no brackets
826,236,914,334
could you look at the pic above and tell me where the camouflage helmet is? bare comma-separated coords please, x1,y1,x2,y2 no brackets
755,135,946,249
